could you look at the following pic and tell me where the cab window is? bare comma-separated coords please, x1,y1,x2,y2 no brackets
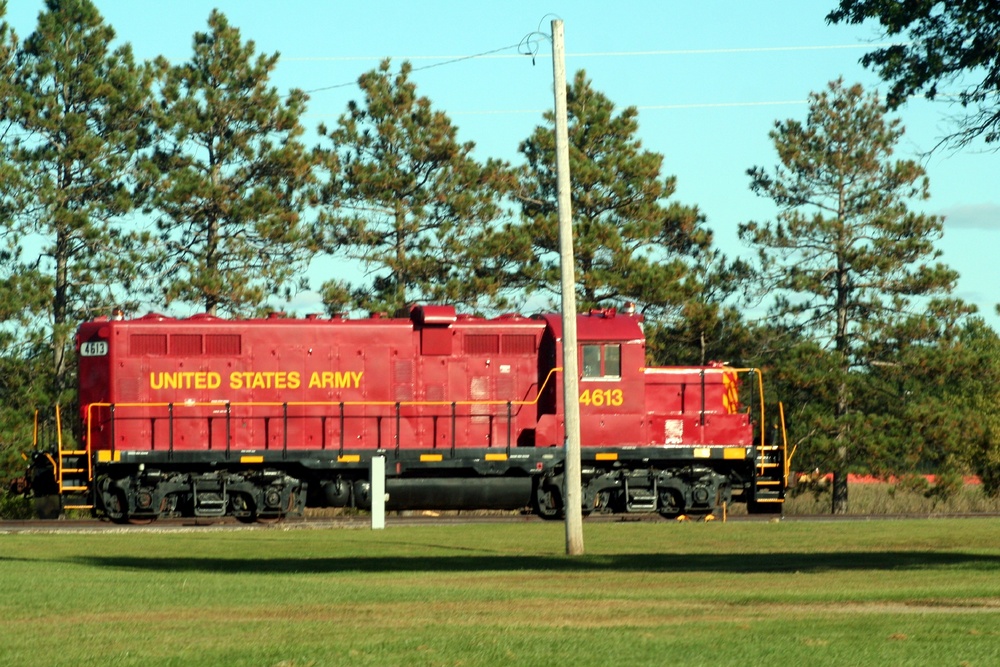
582,344,621,378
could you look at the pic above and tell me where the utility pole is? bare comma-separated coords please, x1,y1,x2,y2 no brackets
551,18,584,556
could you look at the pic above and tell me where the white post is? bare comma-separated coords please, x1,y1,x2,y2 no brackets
551,19,584,556
371,455,385,530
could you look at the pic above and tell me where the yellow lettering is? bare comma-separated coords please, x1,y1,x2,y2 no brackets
229,372,246,389
307,370,362,390
151,371,222,391
152,370,316,392
579,388,624,407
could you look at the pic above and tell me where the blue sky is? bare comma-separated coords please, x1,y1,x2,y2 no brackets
5,1,998,328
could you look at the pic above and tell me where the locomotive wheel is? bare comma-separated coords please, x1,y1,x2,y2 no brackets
104,489,130,525
127,515,157,526
534,484,564,520
33,495,62,520
232,495,285,524
657,489,684,520
235,512,283,524
255,513,284,525
232,494,257,524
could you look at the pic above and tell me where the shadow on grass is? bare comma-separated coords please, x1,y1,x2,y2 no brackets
71,551,1000,575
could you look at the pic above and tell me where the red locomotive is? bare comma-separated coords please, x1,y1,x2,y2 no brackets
30,305,786,522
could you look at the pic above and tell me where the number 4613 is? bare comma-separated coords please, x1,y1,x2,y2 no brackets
579,388,623,407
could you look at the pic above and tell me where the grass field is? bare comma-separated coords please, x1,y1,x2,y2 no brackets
2,519,1000,666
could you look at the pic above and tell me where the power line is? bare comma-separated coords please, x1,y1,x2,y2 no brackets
301,99,809,121
637,99,807,110
288,41,904,63
302,42,524,94
297,40,903,96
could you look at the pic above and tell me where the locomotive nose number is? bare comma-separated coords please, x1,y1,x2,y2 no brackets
81,341,109,356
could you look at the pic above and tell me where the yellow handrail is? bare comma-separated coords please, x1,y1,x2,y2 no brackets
84,367,566,452
80,365,774,460
781,401,794,484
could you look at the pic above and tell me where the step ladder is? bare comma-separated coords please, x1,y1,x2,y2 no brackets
752,402,788,507
51,406,95,512
623,477,658,512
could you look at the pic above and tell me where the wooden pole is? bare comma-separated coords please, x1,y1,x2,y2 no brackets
551,19,584,556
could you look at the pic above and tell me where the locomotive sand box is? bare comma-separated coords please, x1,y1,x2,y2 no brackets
28,305,787,522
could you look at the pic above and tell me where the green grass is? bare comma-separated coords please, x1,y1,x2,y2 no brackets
3,520,1000,666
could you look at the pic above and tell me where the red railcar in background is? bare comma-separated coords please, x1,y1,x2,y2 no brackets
30,305,786,522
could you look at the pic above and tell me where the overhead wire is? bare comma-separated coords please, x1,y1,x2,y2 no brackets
300,42,525,94
296,40,905,100
291,41,905,63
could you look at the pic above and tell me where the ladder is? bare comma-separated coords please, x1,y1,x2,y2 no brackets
751,402,788,508
50,406,95,511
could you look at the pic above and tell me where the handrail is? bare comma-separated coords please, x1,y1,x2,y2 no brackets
643,366,766,448
80,365,773,461
85,366,564,415
750,368,766,452
84,366,566,456
55,404,62,452
780,401,793,484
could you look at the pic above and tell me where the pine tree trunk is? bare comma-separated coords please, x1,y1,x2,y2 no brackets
53,229,70,399
833,244,850,515
832,465,849,514
832,397,850,514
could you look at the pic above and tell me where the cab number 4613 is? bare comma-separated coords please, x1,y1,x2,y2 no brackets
80,341,109,357
579,388,623,407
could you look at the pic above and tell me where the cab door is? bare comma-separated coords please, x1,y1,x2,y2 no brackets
578,342,642,446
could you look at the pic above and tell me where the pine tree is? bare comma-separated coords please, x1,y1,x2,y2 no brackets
518,70,711,320
315,59,522,315
951,320,1000,496
645,250,758,367
150,10,317,317
0,2,18,230
740,79,973,513
828,0,1000,147
3,0,154,400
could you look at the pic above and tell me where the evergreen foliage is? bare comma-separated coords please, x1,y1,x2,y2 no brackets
518,70,712,324
148,10,317,317
740,79,975,512
828,0,1000,147
644,250,759,367
315,59,522,316
2,0,154,402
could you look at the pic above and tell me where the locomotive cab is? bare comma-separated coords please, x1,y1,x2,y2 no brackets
530,307,783,518
533,308,647,448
